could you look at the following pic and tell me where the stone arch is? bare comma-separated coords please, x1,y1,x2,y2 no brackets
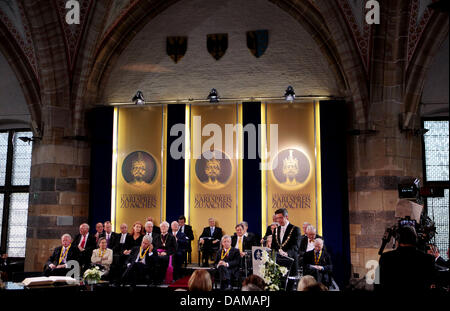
0,20,41,132
403,11,449,128
85,0,364,120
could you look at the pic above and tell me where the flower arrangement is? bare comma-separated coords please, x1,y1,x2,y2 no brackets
259,250,288,291
83,266,101,284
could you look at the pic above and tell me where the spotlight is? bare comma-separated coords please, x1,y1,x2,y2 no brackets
207,88,219,103
284,86,295,102
132,90,145,105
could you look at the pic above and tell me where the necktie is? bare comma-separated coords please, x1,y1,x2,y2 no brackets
80,235,86,248
211,227,214,236
106,234,110,245
181,226,184,233
121,234,126,244
238,237,243,251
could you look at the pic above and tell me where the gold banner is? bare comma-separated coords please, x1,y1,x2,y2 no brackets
186,104,243,262
262,102,322,235
112,106,167,231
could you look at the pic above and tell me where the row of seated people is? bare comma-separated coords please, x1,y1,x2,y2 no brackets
44,219,191,285
44,208,333,287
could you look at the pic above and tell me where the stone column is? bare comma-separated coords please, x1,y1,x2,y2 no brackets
347,0,423,279
24,108,90,272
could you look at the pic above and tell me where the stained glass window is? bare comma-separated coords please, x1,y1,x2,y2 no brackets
424,121,449,182
6,193,29,257
427,189,449,260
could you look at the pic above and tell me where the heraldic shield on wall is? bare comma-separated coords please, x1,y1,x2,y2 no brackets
207,33,228,60
246,29,269,58
166,36,188,63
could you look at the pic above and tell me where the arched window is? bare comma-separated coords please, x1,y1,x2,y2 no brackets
0,130,32,258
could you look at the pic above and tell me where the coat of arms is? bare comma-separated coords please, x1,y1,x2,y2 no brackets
246,30,268,58
207,33,228,60
166,36,187,63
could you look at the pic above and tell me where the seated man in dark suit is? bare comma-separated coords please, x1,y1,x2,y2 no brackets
299,225,323,267
427,244,450,269
232,223,254,256
44,233,79,276
303,238,333,287
271,208,301,275
72,223,96,271
379,226,436,292
144,221,160,242
240,221,257,247
214,235,241,290
110,223,133,284
94,222,105,245
121,235,157,286
153,221,177,284
178,215,194,264
170,221,188,280
199,218,223,267
103,221,116,249
147,216,161,234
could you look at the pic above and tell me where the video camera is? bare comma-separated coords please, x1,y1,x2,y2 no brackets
378,179,437,255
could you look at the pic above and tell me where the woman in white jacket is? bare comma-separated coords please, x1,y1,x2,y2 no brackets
91,237,113,278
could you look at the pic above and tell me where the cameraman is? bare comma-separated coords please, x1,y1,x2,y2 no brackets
379,226,436,292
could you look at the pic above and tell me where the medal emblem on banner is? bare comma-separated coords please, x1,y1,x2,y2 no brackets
272,148,311,189
166,36,187,63
122,151,157,186
195,149,232,189
207,33,228,60
246,29,269,58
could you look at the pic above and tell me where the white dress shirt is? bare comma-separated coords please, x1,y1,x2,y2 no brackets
120,233,127,244
279,221,290,242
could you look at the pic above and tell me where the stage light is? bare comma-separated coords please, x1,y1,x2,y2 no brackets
207,88,219,103
284,86,295,102
132,90,145,105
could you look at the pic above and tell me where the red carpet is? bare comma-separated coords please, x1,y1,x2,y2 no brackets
168,276,190,290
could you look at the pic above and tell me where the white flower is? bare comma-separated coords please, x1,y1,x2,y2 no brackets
280,266,288,276
261,251,269,263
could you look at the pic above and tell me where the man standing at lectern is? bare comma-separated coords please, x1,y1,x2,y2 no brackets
271,208,301,275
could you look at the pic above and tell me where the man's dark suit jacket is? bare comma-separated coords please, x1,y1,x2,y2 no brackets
46,245,79,267
263,225,276,240
436,256,450,269
379,246,436,292
299,234,324,258
153,233,177,256
231,234,254,251
303,249,333,286
171,231,189,253
214,247,241,274
72,233,97,265
112,233,133,254
125,246,158,267
271,223,301,257
180,224,194,252
271,223,301,274
199,227,223,244
103,231,117,249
